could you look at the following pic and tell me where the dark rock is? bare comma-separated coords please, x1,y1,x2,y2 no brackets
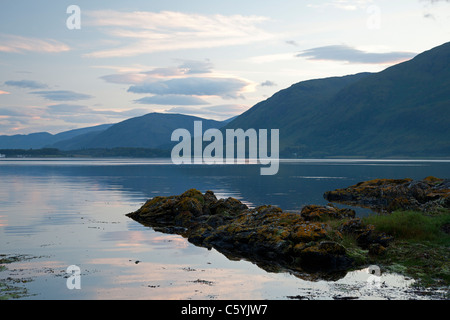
339,218,365,235
298,241,352,272
209,197,248,216
368,243,387,256
126,190,358,277
339,218,393,252
356,229,394,250
441,223,450,235
301,205,355,221
324,177,450,213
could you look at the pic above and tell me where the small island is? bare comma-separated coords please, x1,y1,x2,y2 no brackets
127,177,450,290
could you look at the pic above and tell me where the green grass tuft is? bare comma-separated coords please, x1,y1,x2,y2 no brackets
363,210,450,243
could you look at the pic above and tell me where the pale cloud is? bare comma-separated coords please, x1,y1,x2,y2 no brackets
100,60,214,85
165,104,247,119
176,60,214,74
285,40,299,47
0,104,152,134
100,73,149,85
4,80,48,89
84,10,273,57
127,77,249,99
0,34,70,54
421,0,450,20
101,60,251,106
0,108,28,117
307,0,374,11
421,0,450,3
52,113,108,124
260,80,277,87
296,44,416,64
143,67,185,77
31,90,93,101
134,95,210,106
45,104,151,118
0,90,10,95
248,53,296,64
46,104,92,114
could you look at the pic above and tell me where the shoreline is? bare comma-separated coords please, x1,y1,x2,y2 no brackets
127,178,450,294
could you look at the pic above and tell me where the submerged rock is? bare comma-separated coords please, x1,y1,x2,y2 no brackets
127,189,355,278
324,177,450,213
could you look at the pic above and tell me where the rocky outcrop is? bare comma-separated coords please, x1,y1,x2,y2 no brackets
300,204,356,221
127,189,356,279
324,177,450,213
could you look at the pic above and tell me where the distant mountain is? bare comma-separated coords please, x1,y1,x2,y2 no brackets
225,42,450,158
51,113,226,150
51,123,113,143
3,42,449,158
222,115,239,124
0,132,53,150
0,123,113,149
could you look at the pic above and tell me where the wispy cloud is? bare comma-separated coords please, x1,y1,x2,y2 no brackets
46,104,92,114
308,0,374,11
100,59,251,106
84,10,273,58
285,40,299,47
128,77,249,99
0,104,152,133
31,90,93,101
0,90,10,95
165,104,247,119
4,80,48,89
421,0,450,20
247,53,295,64
45,104,150,118
176,60,214,74
296,45,416,64
134,95,210,106
421,0,450,3
260,80,277,87
0,34,70,54
0,108,28,117
100,59,214,85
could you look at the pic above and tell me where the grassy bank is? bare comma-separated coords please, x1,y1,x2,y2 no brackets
363,210,450,289
330,209,450,291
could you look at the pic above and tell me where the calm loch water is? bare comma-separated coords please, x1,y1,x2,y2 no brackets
1,158,449,300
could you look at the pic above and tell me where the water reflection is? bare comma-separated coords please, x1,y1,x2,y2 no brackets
1,158,449,299
2,158,449,213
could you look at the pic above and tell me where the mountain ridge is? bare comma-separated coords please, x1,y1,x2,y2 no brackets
224,41,450,157
1,42,449,158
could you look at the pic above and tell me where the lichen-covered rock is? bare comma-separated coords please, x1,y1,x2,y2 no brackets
301,204,355,221
324,177,450,213
127,190,356,276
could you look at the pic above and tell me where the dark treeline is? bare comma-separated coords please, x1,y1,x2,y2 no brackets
0,147,171,158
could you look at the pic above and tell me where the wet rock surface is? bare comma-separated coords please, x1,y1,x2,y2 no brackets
324,177,450,213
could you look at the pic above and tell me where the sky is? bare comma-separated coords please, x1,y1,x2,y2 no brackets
0,0,449,135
